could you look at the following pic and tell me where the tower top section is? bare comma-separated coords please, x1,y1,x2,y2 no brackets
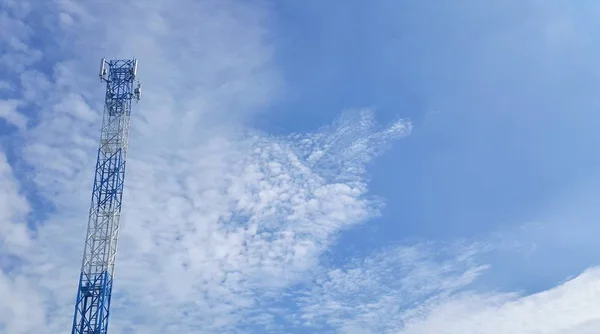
99,58,141,102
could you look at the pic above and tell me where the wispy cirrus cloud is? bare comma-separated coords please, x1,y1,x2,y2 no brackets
0,2,411,333
285,239,600,334
109,112,409,332
2,104,410,333
290,242,489,333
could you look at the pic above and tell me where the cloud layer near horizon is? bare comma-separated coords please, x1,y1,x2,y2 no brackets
289,242,600,334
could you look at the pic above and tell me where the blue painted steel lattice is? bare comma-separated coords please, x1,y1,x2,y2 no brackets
71,59,141,334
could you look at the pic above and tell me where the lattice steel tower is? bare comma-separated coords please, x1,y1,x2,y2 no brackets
71,58,141,334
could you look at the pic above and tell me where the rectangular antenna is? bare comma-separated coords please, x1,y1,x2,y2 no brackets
99,58,106,81
132,59,138,78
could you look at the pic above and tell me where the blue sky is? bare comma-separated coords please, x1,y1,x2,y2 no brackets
2,0,600,333
266,0,600,292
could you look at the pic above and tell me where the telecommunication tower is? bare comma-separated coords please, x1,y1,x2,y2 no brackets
71,58,141,334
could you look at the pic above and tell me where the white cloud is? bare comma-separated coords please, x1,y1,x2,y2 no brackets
288,238,600,334
2,105,408,333
0,150,31,254
0,0,41,73
105,113,409,332
0,149,41,333
292,242,490,333
0,1,411,333
401,267,600,334
0,99,27,131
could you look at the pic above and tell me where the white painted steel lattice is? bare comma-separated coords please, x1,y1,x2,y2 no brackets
71,58,141,334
